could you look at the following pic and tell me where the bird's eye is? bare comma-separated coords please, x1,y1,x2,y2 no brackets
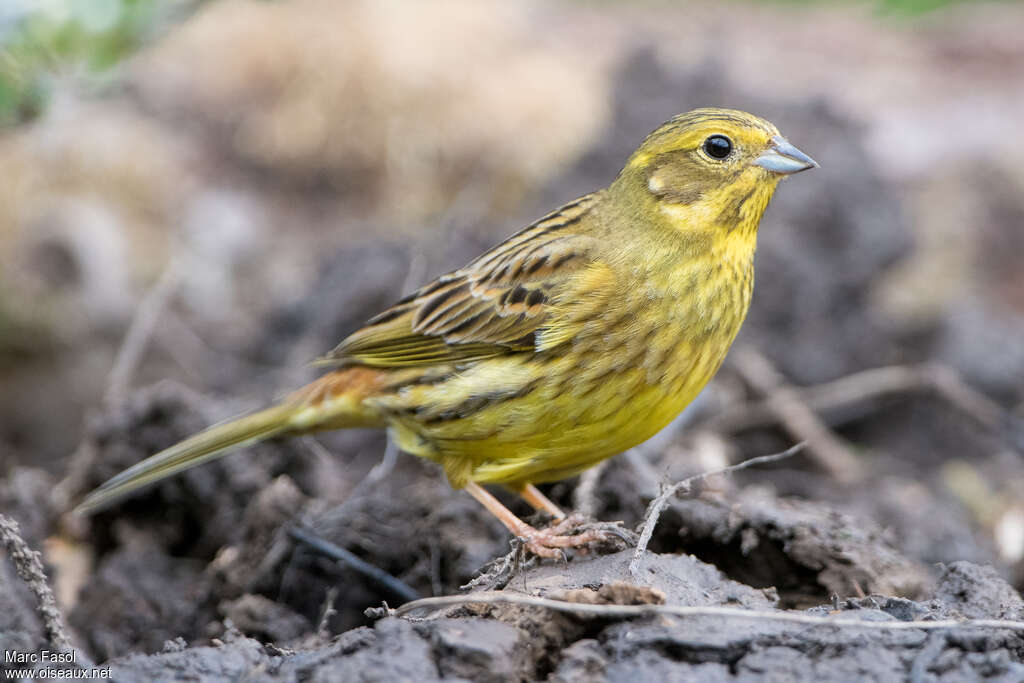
703,135,733,160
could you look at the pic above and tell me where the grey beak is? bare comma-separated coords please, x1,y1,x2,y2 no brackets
754,135,819,174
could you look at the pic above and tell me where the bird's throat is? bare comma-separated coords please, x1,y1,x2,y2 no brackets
656,175,777,242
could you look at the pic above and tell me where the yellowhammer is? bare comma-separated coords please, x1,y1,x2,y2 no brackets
77,108,817,557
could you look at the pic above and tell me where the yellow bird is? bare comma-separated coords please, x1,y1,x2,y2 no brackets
76,108,817,556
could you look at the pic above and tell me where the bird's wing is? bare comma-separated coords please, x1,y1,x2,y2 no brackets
319,193,606,368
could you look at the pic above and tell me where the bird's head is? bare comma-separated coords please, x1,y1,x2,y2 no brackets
613,108,817,241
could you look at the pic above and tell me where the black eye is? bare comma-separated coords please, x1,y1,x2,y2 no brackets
703,135,732,159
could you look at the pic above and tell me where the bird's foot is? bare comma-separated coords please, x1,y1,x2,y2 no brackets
516,515,636,559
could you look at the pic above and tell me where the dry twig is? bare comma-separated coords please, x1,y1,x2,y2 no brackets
460,542,534,592
0,514,74,652
629,443,804,580
384,591,1024,633
105,258,180,405
925,364,1006,430
731,348,863,482
707,363,1008,436
316,587,339,642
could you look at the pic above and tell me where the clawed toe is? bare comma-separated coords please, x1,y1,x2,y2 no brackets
544,513,587,536
518,529,596,559
515,518,635,558
521,537,569,559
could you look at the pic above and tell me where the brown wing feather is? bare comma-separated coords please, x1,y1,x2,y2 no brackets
319,193,603,368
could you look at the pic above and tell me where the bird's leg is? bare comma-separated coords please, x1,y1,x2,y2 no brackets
465,481,609,559
517,483,566,520
517,483,595,536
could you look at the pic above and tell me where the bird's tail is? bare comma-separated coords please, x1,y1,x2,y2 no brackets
74,368,385,515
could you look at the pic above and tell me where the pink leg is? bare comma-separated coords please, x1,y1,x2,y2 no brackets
465,482,608,558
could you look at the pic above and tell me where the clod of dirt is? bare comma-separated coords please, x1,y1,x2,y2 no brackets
932,561,1024,620
105,634,270,683
660,486,931,606
91,553,1024,682
218,594,310,645
514,551,777,612
68,538,215,661
546,559,1024,682
559,581,666,606
413,618,533,683
210,474,312,600
101,616,536,683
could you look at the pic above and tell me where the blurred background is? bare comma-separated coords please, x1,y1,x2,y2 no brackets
2,0,1024,659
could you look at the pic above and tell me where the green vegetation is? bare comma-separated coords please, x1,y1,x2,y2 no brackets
0,0,198,127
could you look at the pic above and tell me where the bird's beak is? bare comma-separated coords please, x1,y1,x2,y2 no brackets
754,135,819,175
